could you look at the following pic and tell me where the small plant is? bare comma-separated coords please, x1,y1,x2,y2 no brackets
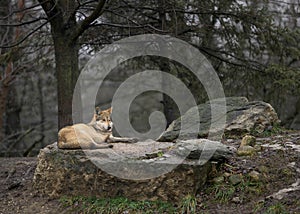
215,185,235,203
59,196,177,213
157,151,164,157
179,194,197,214
59,196,71,207
265,203,288,214
253,200,265,213
205,184,235,203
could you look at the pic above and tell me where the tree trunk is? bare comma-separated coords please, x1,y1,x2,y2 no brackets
53,36,82,129
37,0,106,130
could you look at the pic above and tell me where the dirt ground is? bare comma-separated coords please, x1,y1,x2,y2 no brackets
0,131,299,214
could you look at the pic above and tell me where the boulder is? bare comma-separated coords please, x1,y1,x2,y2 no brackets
158,97,280,141
248,170,260,182
33,139,232,203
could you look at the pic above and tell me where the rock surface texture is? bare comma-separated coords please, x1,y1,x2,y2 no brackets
158,97,280,141
33,140,231,203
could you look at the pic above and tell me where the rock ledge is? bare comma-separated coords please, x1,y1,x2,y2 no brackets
33,140,231,203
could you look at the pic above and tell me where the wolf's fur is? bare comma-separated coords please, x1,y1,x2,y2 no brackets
58,107,137,149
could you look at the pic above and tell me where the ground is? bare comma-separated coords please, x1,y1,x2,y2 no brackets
0,131,299,214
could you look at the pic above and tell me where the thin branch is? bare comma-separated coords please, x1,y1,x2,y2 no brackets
68,0,96,24
107,4,242,18
104,9,165,34
90,22,167,33
0,20,50,48
23,134,44,157
202,45,266,69
72,0,107,42
7,128,34,152
167,9,243,19
191,43,262,71
111,1,160,21
74,0,99,12
0,17,47,27
3,0,64,49
0,23,10,49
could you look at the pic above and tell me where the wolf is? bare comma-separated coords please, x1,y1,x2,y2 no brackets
58,107,138,149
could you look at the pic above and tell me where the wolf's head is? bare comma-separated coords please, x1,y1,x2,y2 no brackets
92,107,113,132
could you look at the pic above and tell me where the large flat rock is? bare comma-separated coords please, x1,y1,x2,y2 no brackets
33,140,232,203
158,97,280,141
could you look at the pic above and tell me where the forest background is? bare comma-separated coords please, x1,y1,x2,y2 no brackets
0,0,299,156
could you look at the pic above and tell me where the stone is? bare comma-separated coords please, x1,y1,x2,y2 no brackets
223,172,231,178
157,97,280,142
232,196,242,203
240,135,256,147
229,174,243,186
237,146,256,156
33,139,232,204
266,179,300,200
173,139,233,161
212,176,225,184
248,170,260,181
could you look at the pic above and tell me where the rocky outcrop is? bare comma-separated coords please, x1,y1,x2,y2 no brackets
158,97,280,141
32,97,281,204
33,140,232,203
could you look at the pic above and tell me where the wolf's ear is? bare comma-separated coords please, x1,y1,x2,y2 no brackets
95,106,101,115
108,107,113,114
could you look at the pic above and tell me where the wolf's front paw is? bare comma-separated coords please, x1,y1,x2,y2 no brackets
128,138,139,143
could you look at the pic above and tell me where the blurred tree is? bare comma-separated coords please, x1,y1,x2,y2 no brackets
88,0,300,124
1,0,299,132
0,0,25,142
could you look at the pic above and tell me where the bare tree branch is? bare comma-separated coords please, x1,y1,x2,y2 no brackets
191,43,262,71
72,0,107,42
0,20,50,48
104,9,165,34
0,17,47,27
37,0,63,33
90,22,167,33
